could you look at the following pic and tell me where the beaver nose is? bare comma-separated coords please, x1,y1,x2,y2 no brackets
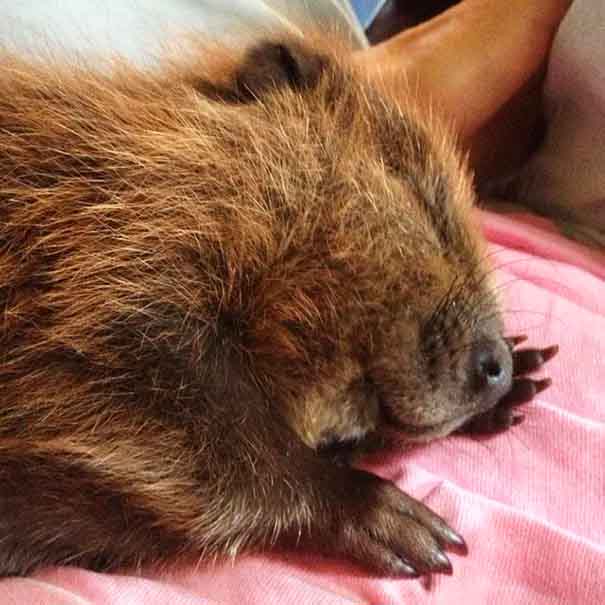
470,339,513,404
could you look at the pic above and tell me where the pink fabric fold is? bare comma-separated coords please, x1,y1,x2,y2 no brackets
2,210,604,604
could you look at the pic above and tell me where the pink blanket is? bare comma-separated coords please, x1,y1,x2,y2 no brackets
3,210,604,604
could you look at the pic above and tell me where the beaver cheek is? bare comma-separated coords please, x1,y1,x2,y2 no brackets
377,387,448,432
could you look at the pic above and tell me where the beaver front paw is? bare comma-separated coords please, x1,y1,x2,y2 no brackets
459,336,558,435
331,470,466,577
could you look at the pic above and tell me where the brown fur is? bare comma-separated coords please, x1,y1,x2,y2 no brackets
0,33,550,578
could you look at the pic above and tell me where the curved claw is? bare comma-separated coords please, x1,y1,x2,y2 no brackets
397,560,420,578
511,413,525,426
461,405,516,435
513,344,559,376
505,334,528,349
499,376,552,407
340,474,467,578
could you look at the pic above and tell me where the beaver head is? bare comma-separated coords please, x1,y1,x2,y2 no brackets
0,35,513,449
186,37,514,444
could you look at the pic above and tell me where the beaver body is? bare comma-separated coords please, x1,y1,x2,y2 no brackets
0,35,555,577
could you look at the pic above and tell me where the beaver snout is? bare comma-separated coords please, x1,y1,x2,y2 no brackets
469,338,513,409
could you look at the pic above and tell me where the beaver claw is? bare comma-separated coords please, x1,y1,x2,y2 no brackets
334,471,467,578
459,337,559,435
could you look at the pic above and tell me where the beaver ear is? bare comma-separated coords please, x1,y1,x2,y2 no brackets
232,40,329,100
192,39,331,103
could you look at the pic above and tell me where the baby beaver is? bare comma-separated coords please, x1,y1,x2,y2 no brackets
0,34,557,578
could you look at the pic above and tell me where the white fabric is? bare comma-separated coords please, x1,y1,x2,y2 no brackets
0,0,366,64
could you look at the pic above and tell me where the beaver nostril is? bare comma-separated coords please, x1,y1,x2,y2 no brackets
481,357,503,383
471,339,512,401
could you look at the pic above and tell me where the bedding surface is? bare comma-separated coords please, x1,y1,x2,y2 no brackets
2,211,604,604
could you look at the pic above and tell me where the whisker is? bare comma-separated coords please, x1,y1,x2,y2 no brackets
490,277,526,294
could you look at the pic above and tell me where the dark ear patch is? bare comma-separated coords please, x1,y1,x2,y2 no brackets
234,41,328,100
192,39,330,103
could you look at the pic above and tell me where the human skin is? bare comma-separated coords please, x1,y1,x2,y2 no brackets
353,0,573,173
